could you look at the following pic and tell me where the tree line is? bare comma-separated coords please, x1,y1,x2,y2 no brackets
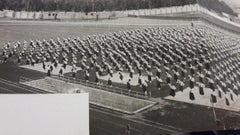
0,0,236,16
0,0,197,12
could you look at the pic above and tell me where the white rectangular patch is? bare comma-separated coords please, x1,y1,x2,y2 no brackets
0,93,89,135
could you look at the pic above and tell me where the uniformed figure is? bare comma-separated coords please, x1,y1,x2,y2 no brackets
199,82,205,95
24,56,29,65
230,92,234,101
99,67,103,76
210,92,217,103
142,81,148,96
83,70,89,81
119,72,123,81
3,54,8,63
129,71,133,78
31,59,35,66
198,72,204,83
138,67,142,76
156,68,161,78
156,76,163,90
181,69,187,78
173,72,179,82
166,73,172,84
205,60,210,70
59,68,63,77
138,75,142,86
95,72,99,84
54,60,58,68
18,55,22,64
189,89,195,100
189,77,195,89
208,78,215,91
218,90,222,98
108,77,112,87
127,79,131,92
225,97,230,106
109,69,113,77
177,80,184,92
191,22,194,27
72,70,76,78
47,67,51,76
63,60,67,69
50,65,53,72
147,71,152,82
190,65,195,75
169,85,176,97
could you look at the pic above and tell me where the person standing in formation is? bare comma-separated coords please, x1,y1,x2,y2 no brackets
59,67,63,78
156,76,162,91
95,72,100,85
119,72,123,82
108,77,112,87
127,79,131,93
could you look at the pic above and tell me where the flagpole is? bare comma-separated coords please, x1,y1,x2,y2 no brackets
211,102,220,131
212,103,217,122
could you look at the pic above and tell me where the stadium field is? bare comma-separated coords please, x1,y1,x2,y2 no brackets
1,20,240,135
0,60,175,135
0,20,178,135
0,20,137,45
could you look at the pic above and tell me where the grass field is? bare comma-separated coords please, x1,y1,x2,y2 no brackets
0,20,137,45
0,19,240,135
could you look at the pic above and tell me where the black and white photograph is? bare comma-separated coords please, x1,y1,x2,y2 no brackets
0,0,240,135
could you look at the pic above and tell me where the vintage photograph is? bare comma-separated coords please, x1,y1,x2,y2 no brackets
0,0,240,135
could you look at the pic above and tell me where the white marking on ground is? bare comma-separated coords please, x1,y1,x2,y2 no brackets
165,87,240,112
20,62,81,75
99,72,154,86
0,78,39,94
90,107,180,133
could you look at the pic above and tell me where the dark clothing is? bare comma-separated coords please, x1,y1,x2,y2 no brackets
166,77,171,84
142,84,147,92
156,71,161,78
127,82,131,90
63,63,67,69
218,91,222,98
170,89,175,97
47,70,51,76
179,85,184,92
59,69,63,75
225,98,230,106
230,93,234,101
95,77,99,83
189,80,194,89
209,83,214,91
85,75,89,81
54,62,58,68
50,66,53,71
130,72,133,78
148,75,152,82
120,74,123,81
108,79,112,86
157,81,161,89
138,78,142,85
199,86,204,95
72,72,76,78
174,74,178,81
211,94,217,103
189,91,195,100
43,64,46,70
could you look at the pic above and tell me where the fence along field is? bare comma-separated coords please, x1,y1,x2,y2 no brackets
20,76,156,114
0,3,239,24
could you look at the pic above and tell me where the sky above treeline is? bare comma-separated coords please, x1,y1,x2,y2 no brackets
223,0,240,13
